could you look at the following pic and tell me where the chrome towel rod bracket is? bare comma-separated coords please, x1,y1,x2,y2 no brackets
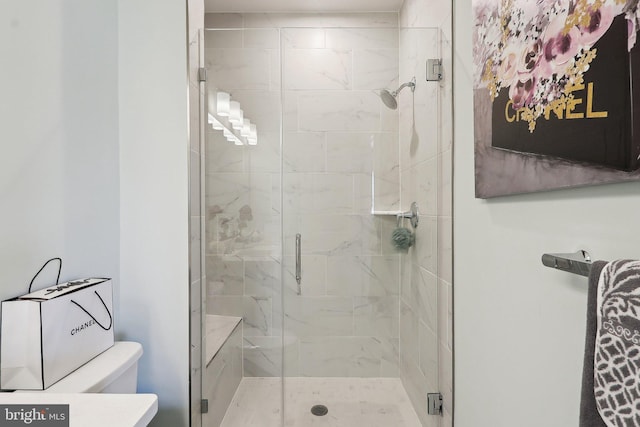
541,250,592,277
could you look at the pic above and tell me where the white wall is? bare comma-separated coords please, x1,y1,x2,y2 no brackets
118,1,190,426
1,1,191,424
0,2,119,312
453,1,640,426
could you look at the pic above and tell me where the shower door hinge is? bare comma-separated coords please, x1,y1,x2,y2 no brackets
198,67,207,83
426,59,443,81
427,393,443,416
201,399,209,414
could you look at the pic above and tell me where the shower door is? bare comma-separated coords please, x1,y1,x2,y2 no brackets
202,23,449,427
280,26,445,426
202,26,285,427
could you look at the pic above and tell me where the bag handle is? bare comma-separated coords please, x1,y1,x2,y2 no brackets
28,257,62,293
70,290,113,331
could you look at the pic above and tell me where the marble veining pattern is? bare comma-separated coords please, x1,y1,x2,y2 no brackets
297,92,381,132
205,48,271,91
205,315,242,366
353,48,400,90
206,132,244,172
326,255,400,297
242,296,272,337
242,336,301,377
203,322,243,427
354,296,400,338
284,49,352,90
282,296,354,337
220,377,422,427
283,132,327,173
206,255,244,296
299,336,398,377
244,258,281,297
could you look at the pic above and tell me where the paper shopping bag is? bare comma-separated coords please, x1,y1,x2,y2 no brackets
1,261,114,390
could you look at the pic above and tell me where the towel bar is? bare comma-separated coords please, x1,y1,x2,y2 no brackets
541,250,592,277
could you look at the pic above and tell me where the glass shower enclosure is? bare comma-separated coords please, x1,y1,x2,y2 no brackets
195,22,447,427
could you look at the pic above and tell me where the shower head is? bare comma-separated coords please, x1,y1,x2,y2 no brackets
380,89,399,109
378,78,416,110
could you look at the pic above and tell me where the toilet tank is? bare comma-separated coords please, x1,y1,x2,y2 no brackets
15,341,143,394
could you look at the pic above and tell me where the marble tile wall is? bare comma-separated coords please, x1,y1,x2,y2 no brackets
204,14,403,380
398,0,453,426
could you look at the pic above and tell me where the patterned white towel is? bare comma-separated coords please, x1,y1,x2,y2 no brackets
595,260,640,426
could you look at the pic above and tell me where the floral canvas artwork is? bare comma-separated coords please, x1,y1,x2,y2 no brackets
473,0,640,198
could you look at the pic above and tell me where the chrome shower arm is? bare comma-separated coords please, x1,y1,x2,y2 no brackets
393,77,416,96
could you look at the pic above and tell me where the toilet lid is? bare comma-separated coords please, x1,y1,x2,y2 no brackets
14,341,142,393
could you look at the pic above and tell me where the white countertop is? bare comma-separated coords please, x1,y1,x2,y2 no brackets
0,392,157,427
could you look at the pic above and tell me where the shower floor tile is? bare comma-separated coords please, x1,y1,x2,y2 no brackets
220,377,422,427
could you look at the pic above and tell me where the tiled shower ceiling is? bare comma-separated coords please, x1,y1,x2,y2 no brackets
204,0,405,12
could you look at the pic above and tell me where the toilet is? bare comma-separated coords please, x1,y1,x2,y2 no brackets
15,341,142,393
6,341,157,426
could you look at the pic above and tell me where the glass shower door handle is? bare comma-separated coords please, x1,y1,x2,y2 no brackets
295,233,301,295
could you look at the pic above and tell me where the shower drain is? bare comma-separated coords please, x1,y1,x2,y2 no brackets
310,405,328,416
